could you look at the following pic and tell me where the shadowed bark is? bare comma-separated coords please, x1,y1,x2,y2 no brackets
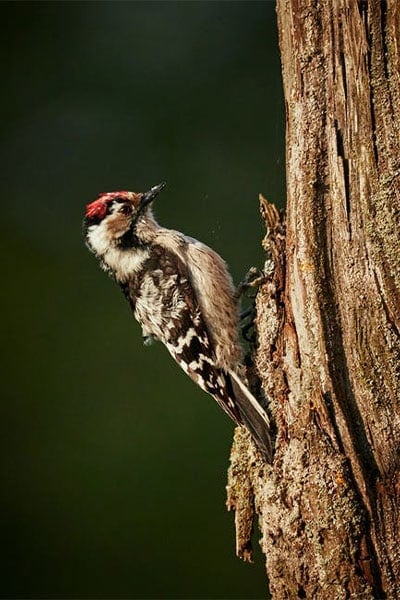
227,1,400,597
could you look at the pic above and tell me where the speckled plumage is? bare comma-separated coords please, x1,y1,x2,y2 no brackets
83,184,272,460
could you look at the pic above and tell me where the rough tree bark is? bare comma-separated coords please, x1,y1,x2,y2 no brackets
227,1,400,598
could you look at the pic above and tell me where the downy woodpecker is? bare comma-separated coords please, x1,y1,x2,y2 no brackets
84,183,272,460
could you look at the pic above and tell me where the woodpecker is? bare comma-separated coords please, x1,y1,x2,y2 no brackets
83,182,272,460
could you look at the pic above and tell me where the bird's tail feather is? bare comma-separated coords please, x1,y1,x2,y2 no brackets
228,370,273,462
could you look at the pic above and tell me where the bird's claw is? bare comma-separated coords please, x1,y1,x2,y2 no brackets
235,267,266,302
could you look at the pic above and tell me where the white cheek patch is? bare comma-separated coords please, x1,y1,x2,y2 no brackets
87,222,150,282
87,222,111,256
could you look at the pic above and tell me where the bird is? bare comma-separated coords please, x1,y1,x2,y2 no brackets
83,182,272,460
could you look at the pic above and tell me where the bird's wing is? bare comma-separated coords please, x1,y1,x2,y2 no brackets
153,229,241,370
127,243,272,458
182,237,242,369
158,250,244,425
163,242,273,459
126,244,242,424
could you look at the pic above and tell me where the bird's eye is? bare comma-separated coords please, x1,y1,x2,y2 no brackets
119,204,132,216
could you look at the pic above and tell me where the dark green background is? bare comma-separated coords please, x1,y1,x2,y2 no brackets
1,1,284,598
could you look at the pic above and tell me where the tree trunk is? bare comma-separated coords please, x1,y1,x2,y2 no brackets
227,1,400,597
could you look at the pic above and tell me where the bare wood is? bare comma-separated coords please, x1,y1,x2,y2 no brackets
227,1,400,597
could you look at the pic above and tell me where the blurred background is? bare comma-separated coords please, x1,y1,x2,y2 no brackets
1,1,284,598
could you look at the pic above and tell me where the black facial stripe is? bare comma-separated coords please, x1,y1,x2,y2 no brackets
117,225,141,249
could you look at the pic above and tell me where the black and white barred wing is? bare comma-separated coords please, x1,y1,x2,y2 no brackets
166,302,272,459
130,248,242,424
130,247,272,459
164,301,243,426
161,270,273,460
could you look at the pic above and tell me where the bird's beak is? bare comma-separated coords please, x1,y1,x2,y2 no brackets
140,182,166,209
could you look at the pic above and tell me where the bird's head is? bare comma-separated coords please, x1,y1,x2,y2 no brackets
84,182,166,256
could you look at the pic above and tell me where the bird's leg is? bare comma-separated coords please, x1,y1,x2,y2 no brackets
237,267,266,344
239,307,253,321
241,314,256,343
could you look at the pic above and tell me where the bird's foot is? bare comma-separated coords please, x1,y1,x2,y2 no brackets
235,267,266,302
